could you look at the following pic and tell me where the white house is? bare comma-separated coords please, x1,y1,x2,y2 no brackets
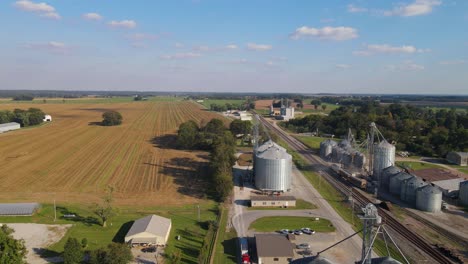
124,214,172,246
43,115,52,122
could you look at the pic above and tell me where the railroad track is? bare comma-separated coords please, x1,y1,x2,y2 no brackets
256,114,453,264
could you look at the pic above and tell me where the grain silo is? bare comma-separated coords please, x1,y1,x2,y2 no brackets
353,152,366,170
290,256,335,264
320,139,337,160
339,139,352,150
416,185,442,213
342,151,353,168
332,146,344,163
381,166,401,190
459,181,468,206
373,141,395,184
400,176,427,204
389,172,412,196
254,140,292,192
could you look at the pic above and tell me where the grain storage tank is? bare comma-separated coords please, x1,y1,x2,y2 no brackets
332,146,344,163
373,141,395,184
342,151,353,168
460,181,468,206
339,139,352,150
320,139,337,160
381,166,401,189
416,185,442,213
353,152,366,169
290,256,335,264
400,176,428,204
254,140,292,192
389,172,412,196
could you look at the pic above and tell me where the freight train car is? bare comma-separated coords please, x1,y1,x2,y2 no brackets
331,164,367,189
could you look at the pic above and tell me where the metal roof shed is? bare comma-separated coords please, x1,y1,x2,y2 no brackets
0,203,40,216
124,214,172,246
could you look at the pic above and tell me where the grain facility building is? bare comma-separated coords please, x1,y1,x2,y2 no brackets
250,196,296,208
0,122,20,133
255,234,294,264
124,215,171,246
254,140,292,192
446,152,468,166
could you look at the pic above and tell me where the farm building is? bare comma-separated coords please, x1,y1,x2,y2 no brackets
0,203,40,216
43,115,52,121
255,234,294,264
411,168,465,196
240,112,253,121
124,214,171,246
0,122,20,133
250,196,296,207
446,152,468,166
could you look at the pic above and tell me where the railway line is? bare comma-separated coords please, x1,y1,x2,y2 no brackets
256,114,453,264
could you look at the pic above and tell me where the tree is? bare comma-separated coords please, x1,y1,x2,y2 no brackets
93,186,116,227
311,99,321,110
133,95,143,101
63,238,83,264
101,111,122,126
176,120,199,149
81,238,88,248
12,94,34,101
89,243,132,264
27,108,45,126
13,109,29,127
229,119,252,136
0,225,27,264
321,104,327,111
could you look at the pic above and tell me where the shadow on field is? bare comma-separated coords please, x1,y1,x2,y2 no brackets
34,247,61,259
113,221,134,243
151,134,177,149
57,206,100,226
88,121,103,126
221,238,238,263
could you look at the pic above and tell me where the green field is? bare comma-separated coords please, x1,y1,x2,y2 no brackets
213,206,237,264
247,199,317,210
0,202,218,264
198,99,246,109
249,216,335,232
296,136,333,151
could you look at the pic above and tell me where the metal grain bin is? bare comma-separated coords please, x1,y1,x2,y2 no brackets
381,166,401,189
400,176,427,204
353,152,366,169
389,172,412,196
342,152,353,168
332,146,344,163
459,181,468,206
254,140,292,192
416,185,442,213
373,141,395,184
319,139,337,161
338,139,352,150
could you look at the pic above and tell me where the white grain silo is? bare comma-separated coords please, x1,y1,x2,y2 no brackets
459,181,468,206
381,166,401,190
400,176,427,204
389,172,412,196
254,140,292,192
320,139,337,161
373,141,395,185
416,185,442,213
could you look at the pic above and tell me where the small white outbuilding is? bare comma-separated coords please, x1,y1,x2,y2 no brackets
43,115,52,121
124,214,172,246
0,122,21,133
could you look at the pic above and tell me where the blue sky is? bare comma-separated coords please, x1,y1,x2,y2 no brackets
1,0,467,94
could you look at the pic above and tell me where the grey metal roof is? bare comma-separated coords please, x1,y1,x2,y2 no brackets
255,234,294,258
432,178,464,191
0,122,20,128
125,214,171,238
451,152,468,157
290,256,335,264
419,184,442,194
251,195,296,201
0,203,39,216
256,140,291,160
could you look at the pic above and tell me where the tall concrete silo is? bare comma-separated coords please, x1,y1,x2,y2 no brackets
254,140,292,192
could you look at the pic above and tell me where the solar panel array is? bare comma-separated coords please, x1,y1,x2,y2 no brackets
0,203,40,216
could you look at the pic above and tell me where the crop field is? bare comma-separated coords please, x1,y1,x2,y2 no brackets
0,99,224,206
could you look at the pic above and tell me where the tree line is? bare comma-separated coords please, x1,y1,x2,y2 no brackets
0,108,45,127
175,118,249,201
282,103,468,157
208,99,256,112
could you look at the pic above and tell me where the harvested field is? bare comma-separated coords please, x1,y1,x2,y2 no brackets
0,100,225,206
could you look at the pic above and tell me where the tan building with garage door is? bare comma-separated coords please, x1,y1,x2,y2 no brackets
251,195,296,208
256,234,294,264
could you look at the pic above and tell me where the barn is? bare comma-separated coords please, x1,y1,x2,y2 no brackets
0,122,21,133
124,214,171,246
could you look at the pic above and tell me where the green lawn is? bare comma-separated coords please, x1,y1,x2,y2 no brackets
212,206,237,264
295,136,333,151
0,202,219,264
249,216,335,233
198,99,246,109
247,199,317,210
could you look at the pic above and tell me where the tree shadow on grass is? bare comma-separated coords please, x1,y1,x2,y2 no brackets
221,238,238,263
88,121,104,126
112,221,134,243
150,134,178,149
57,206,100,226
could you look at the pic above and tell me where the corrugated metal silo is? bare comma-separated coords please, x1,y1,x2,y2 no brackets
332,146,344,163
416,185,442,213
400,176,427,204
320,139,337,160
339,139,352,150
373,141,395,184
389,172,412,196
342,152,353,168
459,181,468,206
254,140,292,192
353,152,366,169
381,166,401,189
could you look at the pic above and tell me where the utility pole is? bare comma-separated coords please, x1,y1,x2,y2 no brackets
54,198,57,222
197,205,200,222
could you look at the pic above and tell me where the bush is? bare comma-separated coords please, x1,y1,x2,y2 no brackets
101,111,123,126
63,237,83,264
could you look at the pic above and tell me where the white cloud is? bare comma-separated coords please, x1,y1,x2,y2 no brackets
160,52,201,60
348,4,368,13
336,64,351,69
40,12,60,20
14,0,61,20
246,43,272,51
290,26,358,41
14,0,54,12
386,61,425,71
82,13,103,21
22,41,69,54
108,20,137,29
225,44,238,50
439,60,465,65
265,61,277,67
354,44,429,56
126,33,158,41
383,0,442,17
